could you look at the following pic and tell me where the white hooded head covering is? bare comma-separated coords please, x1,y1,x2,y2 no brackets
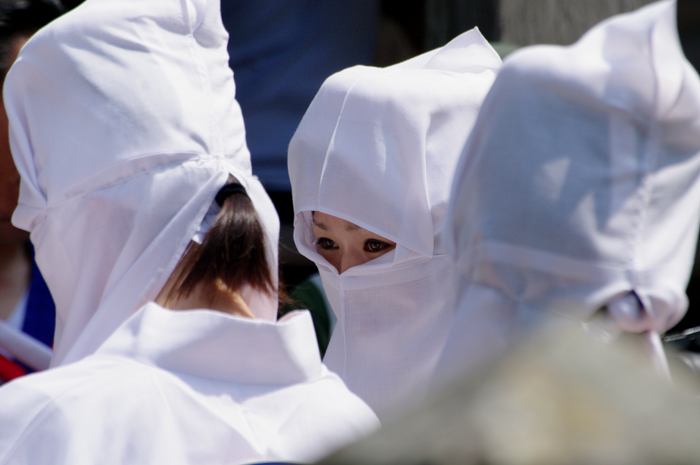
434,0,700,387
6,0,280,367
289,29,501,419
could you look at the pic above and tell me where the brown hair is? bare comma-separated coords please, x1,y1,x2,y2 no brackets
165,180,276,307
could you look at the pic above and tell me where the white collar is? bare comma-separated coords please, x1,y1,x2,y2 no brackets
95,303,322,385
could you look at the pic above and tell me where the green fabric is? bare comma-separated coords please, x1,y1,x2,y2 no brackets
281,279,332,357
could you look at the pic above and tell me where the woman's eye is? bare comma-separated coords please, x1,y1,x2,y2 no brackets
365,239,391,253
316,237,338,250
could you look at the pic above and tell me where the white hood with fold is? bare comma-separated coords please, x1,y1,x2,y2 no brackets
435,0,700,387
289,28,501,420
6,0,280,367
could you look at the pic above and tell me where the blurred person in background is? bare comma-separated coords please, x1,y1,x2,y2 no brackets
499,0,700,356
0,0,62,382
434,0,700,388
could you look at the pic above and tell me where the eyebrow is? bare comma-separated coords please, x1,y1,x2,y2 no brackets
312,219,360,232
312,219,328,231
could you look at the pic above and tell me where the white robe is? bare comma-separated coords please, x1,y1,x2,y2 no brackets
6,0,279,368
0,302,379,465
289,28,501,420
2,0,381,460
434,0,700,388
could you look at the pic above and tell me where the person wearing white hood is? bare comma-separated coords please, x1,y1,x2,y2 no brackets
0,0,378,463
433,0,700,389
288,28,502,421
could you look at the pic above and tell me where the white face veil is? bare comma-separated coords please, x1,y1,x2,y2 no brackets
289,29,501,419
434,0,700,387
6,0,280,367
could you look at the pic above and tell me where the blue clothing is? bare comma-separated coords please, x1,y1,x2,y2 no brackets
22,260,55,348
1,257,54,381
223,0,380,192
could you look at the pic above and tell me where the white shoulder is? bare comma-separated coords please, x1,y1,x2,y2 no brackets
0,356,161,465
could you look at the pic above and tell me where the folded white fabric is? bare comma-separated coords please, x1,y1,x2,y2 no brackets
0,303,379,465
289,28,501,419
435,0,700,386
6,0,280,366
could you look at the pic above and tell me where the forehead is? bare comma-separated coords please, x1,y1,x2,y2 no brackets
313,212,360,232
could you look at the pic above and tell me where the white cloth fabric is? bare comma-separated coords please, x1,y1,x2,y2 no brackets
289,28,501,420
434,0,700,387
0,320,52,371
0,302,379,465
192,200,221,244
6,0,280,367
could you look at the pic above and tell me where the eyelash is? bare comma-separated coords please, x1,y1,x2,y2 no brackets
316,237,338,250
364,239,391,253
316,238,392,253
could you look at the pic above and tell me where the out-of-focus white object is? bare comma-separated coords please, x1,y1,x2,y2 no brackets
6,0,280,367
317,327,700,465
0,303,379,464
0,320,51,370
435,0,700,387
289,28,501,420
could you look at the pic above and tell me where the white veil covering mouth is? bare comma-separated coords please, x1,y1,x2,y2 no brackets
289,28,501,420
6,0,280,367
434,0,700,388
